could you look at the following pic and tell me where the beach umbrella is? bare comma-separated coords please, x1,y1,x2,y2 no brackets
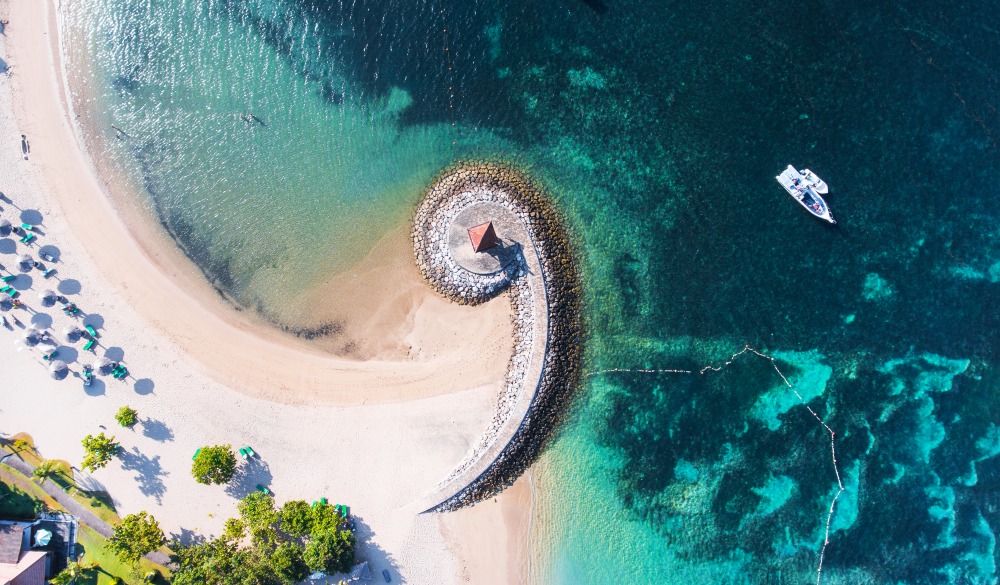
0,293,12,311
93,356,114,376
22,328,41,347
38,289,57,307
49,360,69,380
33,529,52,547
0,218,11,237
63,325,82,343
18,254,33,272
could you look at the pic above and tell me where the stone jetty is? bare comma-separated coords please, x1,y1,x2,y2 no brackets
411,161,583,512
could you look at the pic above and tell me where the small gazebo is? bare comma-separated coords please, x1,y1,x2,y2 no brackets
467,221,500,253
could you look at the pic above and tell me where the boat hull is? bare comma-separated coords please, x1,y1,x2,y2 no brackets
776,165,835,224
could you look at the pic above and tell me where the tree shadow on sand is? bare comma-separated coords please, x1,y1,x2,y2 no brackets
118,446,169,504
168,526,207,548
140,418,174,442
223,458,273,499
351,517,404,584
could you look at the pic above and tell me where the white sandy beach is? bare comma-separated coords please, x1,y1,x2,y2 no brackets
0,0,530,582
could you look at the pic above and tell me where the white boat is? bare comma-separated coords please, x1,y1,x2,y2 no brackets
776,165,835,224
801,168,828,194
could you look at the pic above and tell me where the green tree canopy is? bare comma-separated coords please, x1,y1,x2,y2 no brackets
171,493,355,584
49,560,97,585
271,542,309,583
309,502,343,535
223,517,246,542
191,445,238,485
238,491,278,545
170,537,247,585
106,511,164,566
115,406,139,428
278,500,313,538
303,529,355,575
81,432,120,473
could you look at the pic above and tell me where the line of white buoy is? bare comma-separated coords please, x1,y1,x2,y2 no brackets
588,344,845,585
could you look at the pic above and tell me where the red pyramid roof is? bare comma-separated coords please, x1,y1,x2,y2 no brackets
468,222,500,253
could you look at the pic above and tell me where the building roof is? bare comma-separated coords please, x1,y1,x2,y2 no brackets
0,524,25,565
0,550,46,585
467,222,500,253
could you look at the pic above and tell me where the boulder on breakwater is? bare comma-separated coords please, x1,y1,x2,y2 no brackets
412,161,584,511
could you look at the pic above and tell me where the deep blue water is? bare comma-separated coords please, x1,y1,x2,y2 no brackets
63,0,999,582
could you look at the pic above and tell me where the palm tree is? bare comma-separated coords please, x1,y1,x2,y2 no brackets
11,438,29,455
32,459,59,483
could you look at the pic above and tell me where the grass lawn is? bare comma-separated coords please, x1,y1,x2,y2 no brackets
2,434,121,526
0,460,171,584
77,524,170,585
0,465,60,518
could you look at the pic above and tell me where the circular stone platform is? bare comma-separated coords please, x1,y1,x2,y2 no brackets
447,202,525,276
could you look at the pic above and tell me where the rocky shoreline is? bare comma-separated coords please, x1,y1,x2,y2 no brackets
411,161,584,511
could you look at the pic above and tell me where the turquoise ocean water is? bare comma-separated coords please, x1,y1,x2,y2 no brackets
61,0,999,582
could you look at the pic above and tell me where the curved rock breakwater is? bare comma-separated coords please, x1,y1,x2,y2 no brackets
411,161,584,512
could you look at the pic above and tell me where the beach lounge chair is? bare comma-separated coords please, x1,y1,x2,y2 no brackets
243,445,257,458
256,484,273,496
19,234,35,244
42,350,57,361
20,223,32,231
238,447,248,460
83,339,95,351
192,448,201,460
1,275,15,282
114,367,129,380
85,325,98,337
0,286,11,294
42,268,56,278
